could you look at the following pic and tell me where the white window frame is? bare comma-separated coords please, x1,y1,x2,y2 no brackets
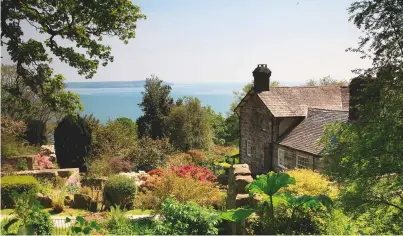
296,154,309,169
247,140,252,156
278,148,286,169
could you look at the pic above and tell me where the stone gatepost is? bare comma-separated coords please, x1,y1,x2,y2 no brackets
226,164,254,235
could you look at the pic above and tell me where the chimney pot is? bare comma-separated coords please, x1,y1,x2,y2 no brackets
253,64,271,92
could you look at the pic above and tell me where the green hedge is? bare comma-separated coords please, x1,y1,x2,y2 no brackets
104,175,137,209
1,176,39,207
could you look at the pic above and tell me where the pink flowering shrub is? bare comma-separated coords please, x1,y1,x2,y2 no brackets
35,154,54,169
147,165,217,182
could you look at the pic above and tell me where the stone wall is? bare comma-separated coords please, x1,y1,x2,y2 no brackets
1,156,35,170
239,95,273,174
226,164,253,235
5,168,80,186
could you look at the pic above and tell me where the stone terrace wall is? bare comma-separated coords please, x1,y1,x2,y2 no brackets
1,155,35,170
3,168,80,186
226,164,254,235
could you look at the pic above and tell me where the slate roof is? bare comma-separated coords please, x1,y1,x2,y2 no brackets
258,86,349,117
235,86,349,117
278,108,348,155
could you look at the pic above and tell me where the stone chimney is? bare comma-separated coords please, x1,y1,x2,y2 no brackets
253,64,271,92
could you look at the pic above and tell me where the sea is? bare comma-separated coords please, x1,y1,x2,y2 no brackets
66,81,245,124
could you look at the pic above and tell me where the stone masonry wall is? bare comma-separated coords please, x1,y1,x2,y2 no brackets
226,164,254,235
240,95,272,174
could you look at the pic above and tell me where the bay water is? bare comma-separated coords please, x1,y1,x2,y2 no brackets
66,81,245,124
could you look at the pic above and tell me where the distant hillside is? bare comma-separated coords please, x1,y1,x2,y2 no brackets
66,80,174,89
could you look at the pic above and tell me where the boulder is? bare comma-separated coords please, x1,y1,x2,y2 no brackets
37,193,53,208
235,194,250,208
74,193,92,210
235,175,254,194
64,195,74,207
232,164,252,176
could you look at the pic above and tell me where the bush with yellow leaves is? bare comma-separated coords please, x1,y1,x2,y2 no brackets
283,169,339,199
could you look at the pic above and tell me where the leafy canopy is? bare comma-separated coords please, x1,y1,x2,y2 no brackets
1,0,146,115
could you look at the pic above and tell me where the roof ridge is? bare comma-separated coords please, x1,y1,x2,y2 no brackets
308,107,349,112
272,85,348,88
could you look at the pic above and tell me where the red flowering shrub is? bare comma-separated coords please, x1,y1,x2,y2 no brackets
171,165,217,182
147,168,167,177
146,165,217,183
35,154,54,169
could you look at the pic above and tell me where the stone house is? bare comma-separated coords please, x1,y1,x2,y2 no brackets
235,64,350,175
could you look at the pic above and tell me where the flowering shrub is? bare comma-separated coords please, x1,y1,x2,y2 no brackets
171,165,217,182
187,150,205,162
109,157,134,173
147,165,217,182
35,154,54,169
136,170,225,210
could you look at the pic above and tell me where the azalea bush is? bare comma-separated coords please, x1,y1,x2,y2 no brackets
136,170,224,210
147,165,217,182
35,154,55,169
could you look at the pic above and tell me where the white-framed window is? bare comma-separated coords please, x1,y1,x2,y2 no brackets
296,155,309,169
247,140,252,156
278,148,285,168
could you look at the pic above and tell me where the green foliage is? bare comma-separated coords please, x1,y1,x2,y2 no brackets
3,190,52,235
155,197,221,235
104,175,137,209
104,206,133,235
66,216,101,235
127,137,174,172
137,75,173,139
0,176,39,207
54,115,92,171
16,158,28,171
221,172,332,235
166,97,213,151
1,116,40,158
1,0,145,117
305,76,348,86
25,120,47,145
205,106,227,145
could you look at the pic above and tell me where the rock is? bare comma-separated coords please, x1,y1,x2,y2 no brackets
74,193,92,210
37,193,53,208
89,200,98,212
64,195,74,207
232,164,252,176
235,194,250,207
235,175,254,194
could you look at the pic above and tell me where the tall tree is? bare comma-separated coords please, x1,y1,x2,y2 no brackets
321,0,403,234
1,64,76,123
1,0,146,115
137,75,174,139
305,76,348,86
166,97,213,151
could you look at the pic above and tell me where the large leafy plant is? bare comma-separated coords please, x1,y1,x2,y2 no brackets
220,172,332,234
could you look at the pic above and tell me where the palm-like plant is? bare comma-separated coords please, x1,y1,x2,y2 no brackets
221,171,332,234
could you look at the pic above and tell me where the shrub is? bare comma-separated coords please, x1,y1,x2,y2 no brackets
127,137,174,172
80,186,93,196
29,209,53,234
88,157,112,177
284,169,339,198
25,119,47,145
136,171,224,210
17,158,28,171
155,197,221,235
171,165,217,182
54,115,92,172
166,152,193,167
104,175,137,209
35,154,55,169
109,157,134,173
1,176,39,207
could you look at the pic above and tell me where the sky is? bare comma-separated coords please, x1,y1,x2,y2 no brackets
1,0,372,85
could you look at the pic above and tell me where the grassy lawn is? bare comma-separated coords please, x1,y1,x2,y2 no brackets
126,209,153,215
